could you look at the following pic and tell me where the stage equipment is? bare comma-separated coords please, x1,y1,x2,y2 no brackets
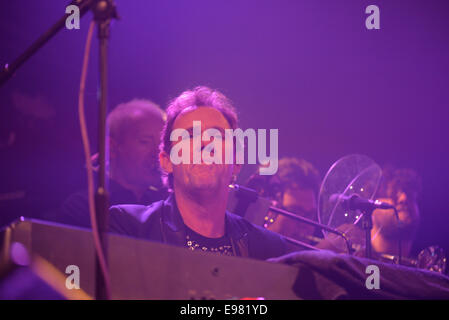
2,219,449,299
318,154,386,259
0,0,119,299
227,184,354,254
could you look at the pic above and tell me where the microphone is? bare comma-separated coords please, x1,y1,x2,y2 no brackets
329,193,395,212
229,184,259,202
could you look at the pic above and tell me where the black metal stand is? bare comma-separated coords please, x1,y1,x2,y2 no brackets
231,184,355,254
361,209,374,259
91,0,117,301
0,0,93,86
0,0,118,300
269,206,354,255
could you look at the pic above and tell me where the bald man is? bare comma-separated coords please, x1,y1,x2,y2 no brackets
46,99,168,228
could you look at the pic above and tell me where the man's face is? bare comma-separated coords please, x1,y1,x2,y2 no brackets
112,115,164,188
266,184,317,241
161,106,237,194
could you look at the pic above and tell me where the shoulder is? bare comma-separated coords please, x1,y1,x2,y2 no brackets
110,200,164,222
109,200,165,236
52,189,90,227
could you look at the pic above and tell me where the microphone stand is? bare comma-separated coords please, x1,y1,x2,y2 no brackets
360,209,374,259
0,0,118,300
230,185,354,255
269,206,354,255
339,194,402,261
92,0,118,300
0,0,93,86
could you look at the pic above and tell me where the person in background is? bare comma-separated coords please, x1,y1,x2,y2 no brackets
317,165,422,261
246,157,322,246
371,166,422,258
46,99,168,228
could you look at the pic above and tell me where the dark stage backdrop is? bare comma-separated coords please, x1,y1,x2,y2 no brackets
0,0,448,256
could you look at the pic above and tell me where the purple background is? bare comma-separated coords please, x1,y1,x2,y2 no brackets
0,0,448,255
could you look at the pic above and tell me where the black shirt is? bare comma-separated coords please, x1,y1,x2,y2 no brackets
184,225,234,256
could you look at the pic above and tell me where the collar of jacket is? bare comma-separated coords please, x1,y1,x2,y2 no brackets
159,193,249,256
